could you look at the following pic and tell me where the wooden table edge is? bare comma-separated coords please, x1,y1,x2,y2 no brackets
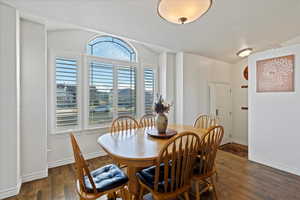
97,138,158,165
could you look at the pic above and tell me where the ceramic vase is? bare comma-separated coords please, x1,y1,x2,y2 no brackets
156,113,168,133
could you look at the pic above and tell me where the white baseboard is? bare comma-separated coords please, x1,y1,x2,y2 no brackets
48,151,107,168
22,169,48,183
249,155,300,176
0,178,21,200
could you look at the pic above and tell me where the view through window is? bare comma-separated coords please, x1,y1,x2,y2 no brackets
144,68,155,114
55,58,79,128
89,62,114,125
88,36,137,126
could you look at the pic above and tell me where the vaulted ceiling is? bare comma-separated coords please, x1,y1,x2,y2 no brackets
5,0,300,63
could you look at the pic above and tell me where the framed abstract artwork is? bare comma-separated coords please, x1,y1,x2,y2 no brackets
256,55,295,92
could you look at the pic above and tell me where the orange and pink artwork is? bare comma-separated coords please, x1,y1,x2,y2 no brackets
256,55,295,92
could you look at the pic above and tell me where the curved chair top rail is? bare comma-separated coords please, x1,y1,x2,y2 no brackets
139,114,156,128
110,116,139,133
193,114,217,130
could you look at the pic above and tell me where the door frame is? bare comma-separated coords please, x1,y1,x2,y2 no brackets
208,82,232,144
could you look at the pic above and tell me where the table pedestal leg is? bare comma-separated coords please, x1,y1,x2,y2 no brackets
127,166,142,199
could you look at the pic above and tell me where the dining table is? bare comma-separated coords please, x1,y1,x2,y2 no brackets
97,124,207,198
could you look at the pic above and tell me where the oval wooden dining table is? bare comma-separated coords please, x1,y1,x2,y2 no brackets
97,124,207,198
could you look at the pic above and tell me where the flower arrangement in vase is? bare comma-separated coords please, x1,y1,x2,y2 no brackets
154,95,172,133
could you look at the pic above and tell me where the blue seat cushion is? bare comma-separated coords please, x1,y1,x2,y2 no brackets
136,163,173,193
83,164,128,193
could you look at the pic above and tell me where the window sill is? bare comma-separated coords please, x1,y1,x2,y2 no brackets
51,126,110,136
84,126,110,135
50,129,82,135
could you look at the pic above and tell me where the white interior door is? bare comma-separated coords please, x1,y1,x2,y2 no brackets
209,83,232,144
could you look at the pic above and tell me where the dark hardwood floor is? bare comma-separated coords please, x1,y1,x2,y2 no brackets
5,151,300,200
219,143,248,158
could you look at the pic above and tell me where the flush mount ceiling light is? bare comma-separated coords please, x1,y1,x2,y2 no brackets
157,0,212,24
237,48,253,58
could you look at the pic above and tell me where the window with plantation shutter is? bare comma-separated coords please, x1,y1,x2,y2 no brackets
52,36,159,133
89,62,114,125
87,36,138,127
117,66,136,117
55,58,79,128
144,68,155,114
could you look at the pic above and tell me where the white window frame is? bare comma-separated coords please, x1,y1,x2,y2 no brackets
49,52,159,134
83,54,139,130
49,50,83,134
141,63,159,116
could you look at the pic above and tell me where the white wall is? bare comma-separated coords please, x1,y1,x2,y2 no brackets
229,34,300,147
249,44,300,176
281,35,300,47
175,53,232,126
20,19,48,183
165,53,176,123
159,52,176,123
175,52,184,124
47,29,160,168
47,30,160,65
0,3,21,199
231,59,248,145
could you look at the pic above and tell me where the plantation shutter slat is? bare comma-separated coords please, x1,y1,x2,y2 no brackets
89,62,114,125
144,68,155,114
56,58,79,128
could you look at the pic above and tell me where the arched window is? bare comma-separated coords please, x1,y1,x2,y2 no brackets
52,34,156,132
87,36,138,125
87,36,136,62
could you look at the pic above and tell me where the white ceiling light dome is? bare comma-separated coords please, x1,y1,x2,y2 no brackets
237,48,253,58
158,0,212,24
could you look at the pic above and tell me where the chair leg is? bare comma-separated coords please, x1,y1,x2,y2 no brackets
139,185,145,200
123,186,132,200
184,192,190,200
113,191,118,199
107,192,117,200
120,187,127,200
131,193,137,200
152,194,160,200
210,177,218,200
195,181,201,200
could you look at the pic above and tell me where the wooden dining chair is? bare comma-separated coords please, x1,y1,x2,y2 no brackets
193,114,217,130
137,132,200,200
110,116,139,133
192,126,224,200
70,134,129,200
194,115,220,184
139,114,156,128
110,116,139,168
